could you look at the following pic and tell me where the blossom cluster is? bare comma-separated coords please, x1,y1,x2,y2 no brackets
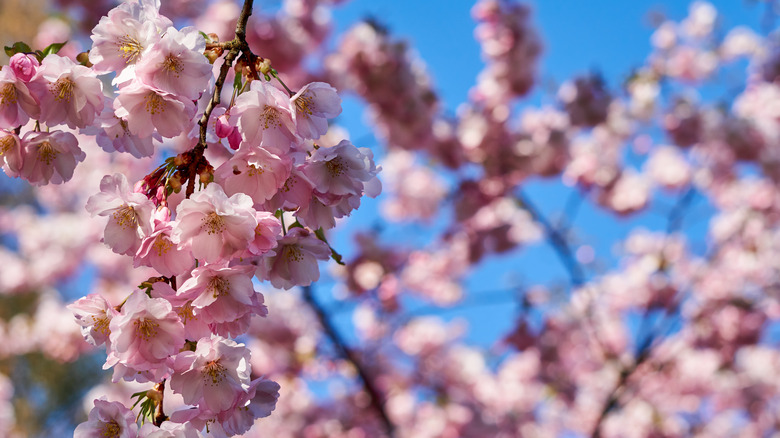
0,0,380,435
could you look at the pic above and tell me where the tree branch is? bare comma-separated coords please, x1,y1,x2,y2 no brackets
517,189,586,288
302,285,396,437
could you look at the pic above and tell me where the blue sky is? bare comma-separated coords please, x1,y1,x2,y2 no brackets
314,0,771,348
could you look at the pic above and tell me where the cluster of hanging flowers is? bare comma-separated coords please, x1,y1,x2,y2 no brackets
0,0,380,436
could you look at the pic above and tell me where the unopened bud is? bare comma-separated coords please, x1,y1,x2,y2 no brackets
76,51,92,67
258,58,272,75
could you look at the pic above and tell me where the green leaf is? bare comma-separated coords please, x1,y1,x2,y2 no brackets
4,41,32,57
41,41,67,57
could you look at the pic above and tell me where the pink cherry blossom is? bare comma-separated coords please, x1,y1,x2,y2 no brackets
0,130,23,177
86,107,159,158
88,0,171,76
170,334,252,414
217,377,280,436
86,173,156,256
135,213,195,277
233,80,299,155
214,147,292,205
8,53,39,83
114,81,196,139
106,289,185,374
171,183,257,264
68,293,119,347
74,398,138,438
247,211,282,255
0,68,40,129
290,82,342,139
176,263,258,324
18,130,85,186
256,227,331,290
29,54,104,129
303,139,379,196
134,26,212,100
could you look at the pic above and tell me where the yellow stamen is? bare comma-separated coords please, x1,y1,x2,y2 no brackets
325,157,346,177
134,318,159,341
37,141,58,165
91,314,111,335
117,35,144,64
261,105,281,129
0,135,15,156
111,205,138,230
177,301,197,324
294,92,314,116
201,212,226,235
101,420,121,437
152,234,173,256
0,83,17,107
144,92,166,115
285,245,303,262
161,55,183,77
203,360,227,385
207,276,231,298
50,77,75,102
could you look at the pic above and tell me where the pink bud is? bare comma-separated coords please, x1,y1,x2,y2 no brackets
9,53,39,82
215,113,233,138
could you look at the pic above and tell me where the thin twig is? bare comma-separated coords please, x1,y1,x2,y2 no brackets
302,285,396,437
517,189,586,288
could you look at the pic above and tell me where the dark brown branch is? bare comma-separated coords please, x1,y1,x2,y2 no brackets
590,186,697,437
302,285,396,437
185,0,255,199
517,189,586,288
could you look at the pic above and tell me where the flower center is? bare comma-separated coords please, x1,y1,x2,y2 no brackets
201,212,226,235
177,301,196,324
285,244,303,262
101,420,121,437
152,234,173,256
111,205,138,230
161,54,183,77
0,135,15,156
261,105,281,129
117,35,144,64
203,359,227,386
247,164,264,177
325,157,346,177
50,77,75,102
134,318,159,341
0,83,17,106
144,92,167,115
37,141,58,165
207,276,231,298
294,92,314,116
91,314,111,335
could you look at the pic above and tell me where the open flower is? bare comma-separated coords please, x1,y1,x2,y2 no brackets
86,173,155,256
30,54,104,129
176,263,257,324
19,130,85,186
170,334,252,414
134,26,212,100
74,398,138,438
171,183,257,264
68,293,118,347
233,80,298,155
114,81,196,138
106,289,185,373
256,227,330,289
290,82,342,139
